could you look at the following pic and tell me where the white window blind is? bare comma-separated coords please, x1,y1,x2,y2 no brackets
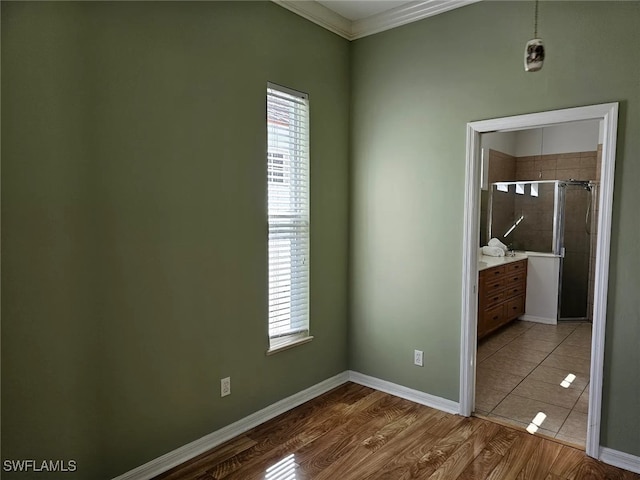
267,83,310,350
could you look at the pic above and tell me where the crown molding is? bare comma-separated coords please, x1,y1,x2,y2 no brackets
351,0,481,40
272,0,481,41
272,0,352,39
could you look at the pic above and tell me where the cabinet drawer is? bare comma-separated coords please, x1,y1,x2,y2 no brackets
503,283,526,300
483,304,505,329
484,277,506,294
506,260,527,273
484,266,506,278
484,290,506,307
478,259,528,340
505,271,526,286
505,295,525,319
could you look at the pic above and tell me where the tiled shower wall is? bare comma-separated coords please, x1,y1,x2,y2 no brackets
488,149,516,183
515,151,597,182
516,151,598,320
511,183,555,253
481,150,516,245
483,150,516,246
486,149,600,320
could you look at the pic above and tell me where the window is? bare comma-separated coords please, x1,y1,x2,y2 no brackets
266,83,311,352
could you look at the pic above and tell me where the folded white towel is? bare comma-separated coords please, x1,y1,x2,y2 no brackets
488,238,508,252
482,245,506,257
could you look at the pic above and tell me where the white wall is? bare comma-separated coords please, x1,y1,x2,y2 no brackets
481,131,518,156
515,119,600,156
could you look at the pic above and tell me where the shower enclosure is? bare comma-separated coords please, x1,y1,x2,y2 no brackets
488,180,596,321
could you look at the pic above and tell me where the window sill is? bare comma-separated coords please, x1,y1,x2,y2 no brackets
266,335,314,355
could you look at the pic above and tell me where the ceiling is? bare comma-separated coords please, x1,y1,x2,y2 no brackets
272,0,481,40
315,1,414,21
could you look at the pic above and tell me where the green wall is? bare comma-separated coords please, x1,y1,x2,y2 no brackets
349,0,639,456
1,2,349,478
3,1,640,478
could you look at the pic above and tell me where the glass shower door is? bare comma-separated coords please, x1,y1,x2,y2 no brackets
558,183,593,319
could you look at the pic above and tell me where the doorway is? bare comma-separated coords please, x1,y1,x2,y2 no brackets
459,103,619,459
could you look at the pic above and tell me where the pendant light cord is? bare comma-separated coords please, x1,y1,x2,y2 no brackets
534,0,539,38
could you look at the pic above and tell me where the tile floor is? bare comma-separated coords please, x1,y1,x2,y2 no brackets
475,320,592,447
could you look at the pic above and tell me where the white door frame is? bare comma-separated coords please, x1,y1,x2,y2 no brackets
459,102,619,459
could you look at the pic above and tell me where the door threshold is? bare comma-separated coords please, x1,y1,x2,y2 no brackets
472,411,585,451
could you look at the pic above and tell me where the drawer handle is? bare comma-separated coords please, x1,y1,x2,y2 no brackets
513,276,520,281
493,296,500,301
493,283,500,288
493,315,499,320
512,306,518,310
493,271,501,275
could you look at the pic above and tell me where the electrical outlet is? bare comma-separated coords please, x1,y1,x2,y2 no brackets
414,350,424,367
221,377,231,397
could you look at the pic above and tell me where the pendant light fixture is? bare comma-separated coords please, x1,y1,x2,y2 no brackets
524,0,544,72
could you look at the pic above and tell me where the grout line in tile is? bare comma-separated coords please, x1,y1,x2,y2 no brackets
568,381,589,411
484,326,536,415
554,408,576,441
477,320,592,439
481,322,544,364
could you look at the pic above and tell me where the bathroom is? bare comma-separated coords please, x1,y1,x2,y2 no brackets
473,119,601,446
480,119,601,324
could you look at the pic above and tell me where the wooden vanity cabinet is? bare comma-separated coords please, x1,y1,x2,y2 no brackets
477,259,527,339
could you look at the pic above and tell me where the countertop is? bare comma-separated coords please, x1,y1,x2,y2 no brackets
478,252,528,271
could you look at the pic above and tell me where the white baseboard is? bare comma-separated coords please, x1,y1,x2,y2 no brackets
111,367,639,480
114,370,462,479
348,370,460,415
520,314,557,325
112,371,350,480
600,447,640,474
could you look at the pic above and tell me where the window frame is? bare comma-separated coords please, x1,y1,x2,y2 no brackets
266,82,312,354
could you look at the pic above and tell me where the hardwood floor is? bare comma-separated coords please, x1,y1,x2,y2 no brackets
154,382,639,480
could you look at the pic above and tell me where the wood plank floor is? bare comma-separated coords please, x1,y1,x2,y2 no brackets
153,382,639,480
